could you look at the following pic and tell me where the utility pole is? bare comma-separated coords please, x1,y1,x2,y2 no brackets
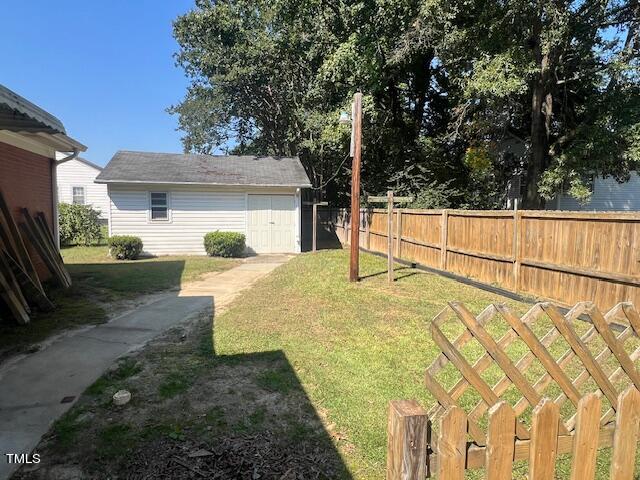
349,92,363,282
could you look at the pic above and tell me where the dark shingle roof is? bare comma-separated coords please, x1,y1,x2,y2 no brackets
0,84,66,134
95,151,311,187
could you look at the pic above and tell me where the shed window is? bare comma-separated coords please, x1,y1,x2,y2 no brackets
72,187,85,205
150,192,169,220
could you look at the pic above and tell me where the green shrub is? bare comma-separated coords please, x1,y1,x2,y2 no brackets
58,203,103,246
107,236,143,260
204,231,245,257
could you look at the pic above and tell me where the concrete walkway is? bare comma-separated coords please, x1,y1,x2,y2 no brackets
0,254,291,480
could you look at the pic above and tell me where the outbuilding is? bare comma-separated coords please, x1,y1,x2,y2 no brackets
96,151,311,255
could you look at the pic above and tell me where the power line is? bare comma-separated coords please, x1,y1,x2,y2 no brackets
311,152,351,190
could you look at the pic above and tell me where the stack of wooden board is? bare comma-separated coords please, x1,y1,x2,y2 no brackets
0,189,67,325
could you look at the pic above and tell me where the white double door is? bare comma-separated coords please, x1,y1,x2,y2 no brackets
247,194,296,253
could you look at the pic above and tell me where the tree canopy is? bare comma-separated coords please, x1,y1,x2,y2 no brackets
170,0,639,208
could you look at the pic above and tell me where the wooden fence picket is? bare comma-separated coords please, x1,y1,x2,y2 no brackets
529,399,560,480
485,402,515,480
569,393,601,480
436,406,466,480
610,387,640,480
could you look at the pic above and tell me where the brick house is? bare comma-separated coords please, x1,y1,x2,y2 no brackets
0,85,86,279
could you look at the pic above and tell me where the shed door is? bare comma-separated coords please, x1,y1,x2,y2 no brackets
247,194,296,253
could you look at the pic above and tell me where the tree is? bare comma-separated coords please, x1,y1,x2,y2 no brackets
411,0,639,207
170,0,465,205
171,0,639,209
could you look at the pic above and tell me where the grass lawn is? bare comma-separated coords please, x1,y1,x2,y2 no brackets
0,246,237,362
62,245,238,301
16,250,638,479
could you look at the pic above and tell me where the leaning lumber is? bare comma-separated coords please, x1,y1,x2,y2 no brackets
34,212,71,285
0,248,29,313
20,208,71,287
0,266,29,324
0,190,43,292
29,210,72,287
19,217,69,288
3,251,54,312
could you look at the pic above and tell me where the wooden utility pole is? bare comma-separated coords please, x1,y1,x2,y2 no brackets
349,92,363,282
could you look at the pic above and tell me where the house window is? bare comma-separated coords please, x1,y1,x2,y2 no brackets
72,186,85,205
150,192,169,221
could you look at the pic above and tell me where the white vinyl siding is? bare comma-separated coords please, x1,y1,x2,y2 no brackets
548,172,640,211
57,159,109,219
108,185,301,255
109,186,249,255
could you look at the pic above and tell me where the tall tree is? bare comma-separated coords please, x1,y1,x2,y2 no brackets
413,0,640,207
170,0,463,205
171,0,639,208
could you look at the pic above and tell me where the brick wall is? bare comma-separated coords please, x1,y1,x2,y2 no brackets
0,141,54,280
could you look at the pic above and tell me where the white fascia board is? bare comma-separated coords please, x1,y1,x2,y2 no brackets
95,179,312,188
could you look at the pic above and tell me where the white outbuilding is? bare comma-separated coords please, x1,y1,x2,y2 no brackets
95,151,311,255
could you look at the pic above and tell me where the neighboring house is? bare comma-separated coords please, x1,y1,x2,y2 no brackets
95,151,311,255
498,134,640,211
0,84,86,279
56,156,109,221
545,172,640,211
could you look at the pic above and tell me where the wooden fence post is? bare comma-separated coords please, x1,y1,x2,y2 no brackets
365,210,371,250
513,209,521,293
312,203,318,252
388,191,394,283
386,400,428,480
440,210,449,270
396,209,403,259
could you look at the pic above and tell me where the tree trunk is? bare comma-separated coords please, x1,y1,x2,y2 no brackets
525,13,554,209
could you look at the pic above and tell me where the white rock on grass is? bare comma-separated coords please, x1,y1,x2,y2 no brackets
112,390,131,406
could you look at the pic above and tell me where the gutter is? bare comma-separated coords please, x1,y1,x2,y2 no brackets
51,149,80,247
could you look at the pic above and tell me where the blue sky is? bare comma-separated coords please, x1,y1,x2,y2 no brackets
1,1,196,166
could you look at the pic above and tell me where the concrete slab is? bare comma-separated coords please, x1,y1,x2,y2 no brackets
0,254,290,479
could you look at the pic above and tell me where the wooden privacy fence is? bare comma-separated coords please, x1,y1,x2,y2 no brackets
387,301,640,479
327,208,640,310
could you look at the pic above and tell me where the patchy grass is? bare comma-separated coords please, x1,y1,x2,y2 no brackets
158,372,192,399
0,246,237,363
86,358,143,396
15,250,637,479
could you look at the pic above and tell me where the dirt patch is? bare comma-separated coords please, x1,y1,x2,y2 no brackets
13,309,348,479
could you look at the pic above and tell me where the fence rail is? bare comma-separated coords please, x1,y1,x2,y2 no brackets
324,208,640,310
